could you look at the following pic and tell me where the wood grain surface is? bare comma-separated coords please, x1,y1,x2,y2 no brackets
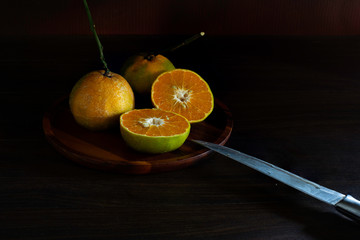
1,35,360,239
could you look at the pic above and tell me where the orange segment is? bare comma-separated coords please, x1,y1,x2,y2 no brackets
121,109,189,136
120,109,190,153
151,69,214,123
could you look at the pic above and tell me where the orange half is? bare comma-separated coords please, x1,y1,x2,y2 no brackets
120,108,190,153
151,69,214,123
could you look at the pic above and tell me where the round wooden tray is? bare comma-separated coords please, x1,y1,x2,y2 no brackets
43,96,233,174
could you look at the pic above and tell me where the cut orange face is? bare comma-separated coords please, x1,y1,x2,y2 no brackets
120,108,190,153
151,69,214,123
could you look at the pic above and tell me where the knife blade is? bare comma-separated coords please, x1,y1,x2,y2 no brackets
192,139,360,222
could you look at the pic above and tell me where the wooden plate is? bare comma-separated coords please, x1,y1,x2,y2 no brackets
43,96,233,174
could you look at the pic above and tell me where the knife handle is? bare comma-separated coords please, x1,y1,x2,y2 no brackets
335,195,360,223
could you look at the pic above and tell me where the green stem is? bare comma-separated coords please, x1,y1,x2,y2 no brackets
154,32,205,57
83,0,110,76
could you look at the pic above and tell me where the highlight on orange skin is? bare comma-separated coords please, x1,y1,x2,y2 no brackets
69,70,135,130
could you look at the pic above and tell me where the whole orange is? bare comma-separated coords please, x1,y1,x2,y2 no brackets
69,70,135,130
120,53,175,94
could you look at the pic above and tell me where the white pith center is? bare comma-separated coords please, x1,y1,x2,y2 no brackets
138,117,165,128
173,86,192,107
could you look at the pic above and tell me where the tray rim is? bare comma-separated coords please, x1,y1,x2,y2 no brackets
43,96,233,174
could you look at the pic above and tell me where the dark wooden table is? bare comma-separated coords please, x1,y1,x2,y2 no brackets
1,35,360,239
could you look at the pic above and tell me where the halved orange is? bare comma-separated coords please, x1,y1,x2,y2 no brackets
151,69,214,123
120,108,190,153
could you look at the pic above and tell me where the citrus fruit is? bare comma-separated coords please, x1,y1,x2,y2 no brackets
120,53,175,94
120,108,190,153
151,69,214,123
69,70,135,131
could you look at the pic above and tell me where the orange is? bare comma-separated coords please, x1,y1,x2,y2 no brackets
120,108,190,153
120,53,175,94
69,70,135,130
151,69,214,123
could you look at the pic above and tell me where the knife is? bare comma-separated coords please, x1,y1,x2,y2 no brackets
192,139,360,223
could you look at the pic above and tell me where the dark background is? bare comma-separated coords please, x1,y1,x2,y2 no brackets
3,0,360,36
2,1,360,239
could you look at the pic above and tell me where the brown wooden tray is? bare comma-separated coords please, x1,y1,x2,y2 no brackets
43,96,233,174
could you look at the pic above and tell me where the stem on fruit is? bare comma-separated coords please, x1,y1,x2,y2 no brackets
144,32,205,60
157,32,205,56
83,0,111,77
145,54,155,61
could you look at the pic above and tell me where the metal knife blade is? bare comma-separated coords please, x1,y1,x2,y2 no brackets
193,139,360,222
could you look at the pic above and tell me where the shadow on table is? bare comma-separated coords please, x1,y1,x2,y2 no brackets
199,157,360,239
276,199,360,239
